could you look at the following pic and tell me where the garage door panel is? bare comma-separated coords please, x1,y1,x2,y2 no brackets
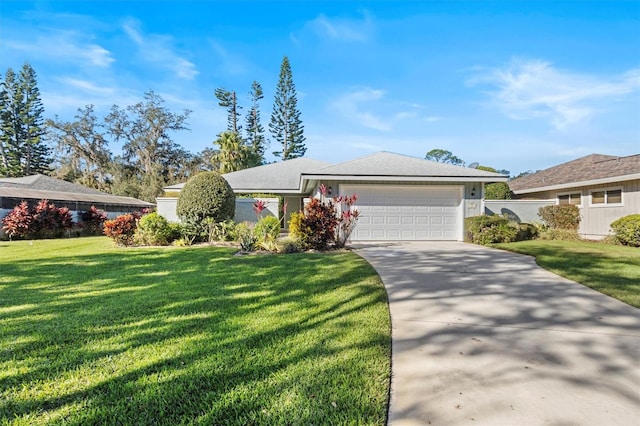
387,216,400,225
416,216,428,225
401,216,414,225
341,184,462,241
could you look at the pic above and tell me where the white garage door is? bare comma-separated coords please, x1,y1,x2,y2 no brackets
341,184,462,241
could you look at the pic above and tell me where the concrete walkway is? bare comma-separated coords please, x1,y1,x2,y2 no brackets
355,242,640,426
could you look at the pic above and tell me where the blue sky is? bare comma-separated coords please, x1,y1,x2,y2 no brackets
1,1,639,175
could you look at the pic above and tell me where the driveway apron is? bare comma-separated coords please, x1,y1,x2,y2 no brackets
355,242,640,426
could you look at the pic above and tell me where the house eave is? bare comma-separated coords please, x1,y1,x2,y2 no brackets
512,173,640,195
232,188,305,195
301,174,508,183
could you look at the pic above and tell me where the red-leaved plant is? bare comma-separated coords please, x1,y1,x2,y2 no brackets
334,194,360,248
290,185,361,250
103,209,150,246
1,201,32,240
30,200,74,238
253,200,268,220
2,199,74,239
103,214,138,246
80,206,108,235
300,198,338,250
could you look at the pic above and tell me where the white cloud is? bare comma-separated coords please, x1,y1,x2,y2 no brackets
331,88,391,131
58,78,115,95
301,11,374,43
470,59,640,129
330,89,441,131
122,19,198,80
5,33,114,68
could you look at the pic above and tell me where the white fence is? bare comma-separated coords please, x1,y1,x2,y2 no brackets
156,197,279,224
484,200,555,224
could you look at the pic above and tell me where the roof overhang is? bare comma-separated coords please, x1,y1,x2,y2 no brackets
302,174,508,183
512,173,640,195
0,187,154,207
231,188,307,195
231,174,510,196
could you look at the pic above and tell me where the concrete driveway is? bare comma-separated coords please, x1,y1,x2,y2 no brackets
355,242,640,426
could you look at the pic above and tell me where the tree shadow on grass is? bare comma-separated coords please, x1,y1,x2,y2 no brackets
0,247,391,425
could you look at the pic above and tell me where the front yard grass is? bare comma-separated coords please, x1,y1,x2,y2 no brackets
0,237,391,425
494,240,640,308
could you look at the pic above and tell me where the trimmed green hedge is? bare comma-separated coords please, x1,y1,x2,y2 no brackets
538,204,581,230
465,215,517,245
176,172,235,223
610,214,640,247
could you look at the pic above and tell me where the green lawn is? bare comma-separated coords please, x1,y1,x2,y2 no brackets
494,240,640,308
0,237,391,425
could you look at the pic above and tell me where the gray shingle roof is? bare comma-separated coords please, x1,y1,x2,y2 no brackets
222,158,332,192
304,151,507,179
509,153,640,193
0,174,106,195
165,151,507,195
0,174,153,207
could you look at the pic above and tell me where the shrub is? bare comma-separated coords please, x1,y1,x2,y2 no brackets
104,214,138,246
610,214,640,247
465,215,518,245
254,216,280,240
235,221,257,252
1,201,32,240
484,182,512,200
600,235,623,246
209,220,238,242
79,206,107,236
253,216,280,252
1,199,74,240
298,198,338,250
538,205,581,230
334,194,360,248
135,212,172,246
538,229,581,241
516,223,538,241
167,222,183,243
288,211,305,241
179,217,203,245
277,237,303,254
176,172,235,224
30,200,74,238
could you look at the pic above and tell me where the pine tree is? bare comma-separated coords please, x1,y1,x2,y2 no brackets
244,80,266,167
0,64,51,177
270,56,306,160
215,88,242,133
0,73,12,175
0,68,23,177
19,63,50,175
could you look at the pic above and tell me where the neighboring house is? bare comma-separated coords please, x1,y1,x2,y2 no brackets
160,151,507,242
509,153,640,239
0,174,154,224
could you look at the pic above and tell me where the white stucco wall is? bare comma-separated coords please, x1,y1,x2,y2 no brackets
156,197,279,224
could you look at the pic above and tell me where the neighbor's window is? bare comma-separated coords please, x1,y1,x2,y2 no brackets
591,188,622,205
558,192,581,205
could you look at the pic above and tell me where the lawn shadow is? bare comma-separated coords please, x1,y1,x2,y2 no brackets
1,245,391,424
